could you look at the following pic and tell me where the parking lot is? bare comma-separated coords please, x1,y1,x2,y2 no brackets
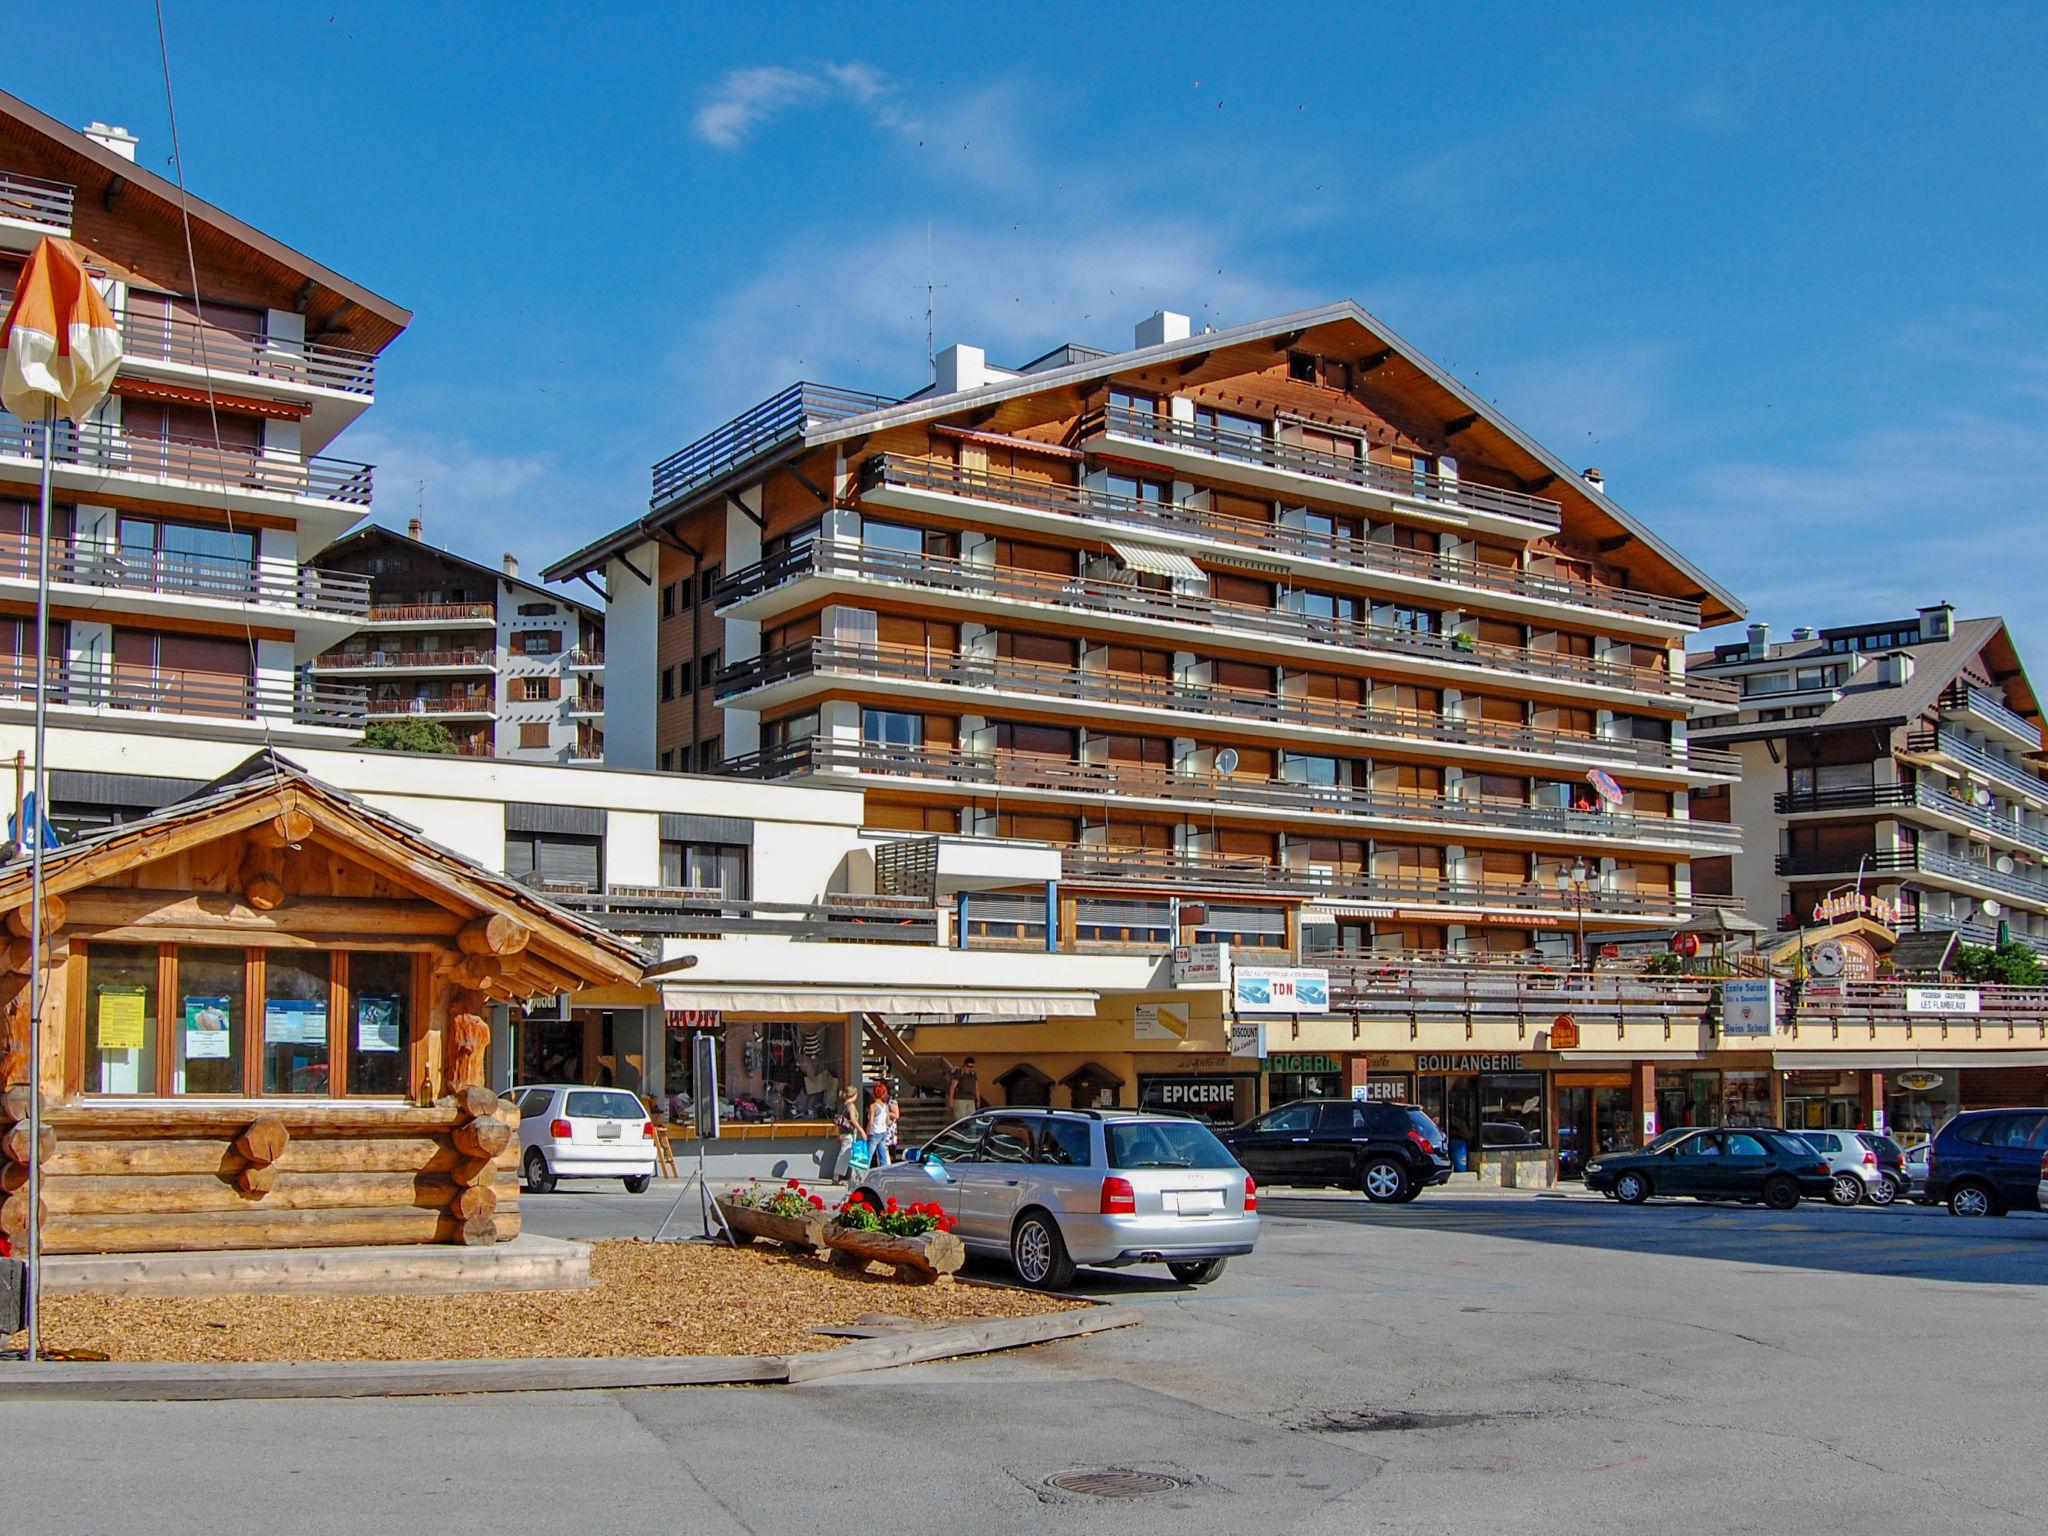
9,1181,2047,1534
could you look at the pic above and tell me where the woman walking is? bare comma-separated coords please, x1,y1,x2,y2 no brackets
831,1085,862,1184
866,1080,894,1168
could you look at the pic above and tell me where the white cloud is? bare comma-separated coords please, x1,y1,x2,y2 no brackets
693,61,919,149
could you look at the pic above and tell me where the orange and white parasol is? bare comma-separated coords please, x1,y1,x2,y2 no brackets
0,236,121,425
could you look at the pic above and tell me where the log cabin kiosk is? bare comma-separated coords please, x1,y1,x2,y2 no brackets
0,752,645,1256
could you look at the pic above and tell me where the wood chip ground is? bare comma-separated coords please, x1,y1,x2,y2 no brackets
8,1240,1085,1363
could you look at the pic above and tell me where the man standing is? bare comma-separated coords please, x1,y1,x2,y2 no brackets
949,1056,979,1124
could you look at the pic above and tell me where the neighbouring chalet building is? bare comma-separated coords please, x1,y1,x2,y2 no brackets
308,520,604,763
0,91,406,748
1689,606,2048,952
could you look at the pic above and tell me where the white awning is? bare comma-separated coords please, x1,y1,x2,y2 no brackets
660,985,1097,1019
1109,541,1205,580
1774,1049,2048,1070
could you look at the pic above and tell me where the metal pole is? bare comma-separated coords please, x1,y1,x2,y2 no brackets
24,401,53,1362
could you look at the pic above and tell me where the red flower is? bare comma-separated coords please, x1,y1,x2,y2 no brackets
787,1178,801,1188
809,1195,825,1209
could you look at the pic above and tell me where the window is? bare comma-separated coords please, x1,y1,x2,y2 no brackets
1105,472,1170,504
1378,604,1440,635
1280,753,1339,787
505,830,602,890
1038,1118,1093,1167
1194,406,1266,460
1288,350,1319,383
1280,587,1359,623
1479,1074,1544,1146
926,1114,991,1162
85,943,159,1094
676,659,695,694
519,722,550,749
700,648,722,680
981,1116,1038,1164
1108,388,1157,418
510,630,559,656
518,1088,554,1118
516,676,552,702
173,946,244,1094
862,708,923,750
696,735,722,771
517,601,557,617
659,748,675,771
661,582,678,619
262,953,332,1096
347,951,412,1097
1988,1114,2048,1149
698,563,721,603
660,667,675,702
1257,1104,1319,1134
767,711,819,748
1106,1120,1237,1169
659,840,748,899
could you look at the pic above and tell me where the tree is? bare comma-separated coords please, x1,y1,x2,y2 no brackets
1952,941,2045,988
362,718,458,754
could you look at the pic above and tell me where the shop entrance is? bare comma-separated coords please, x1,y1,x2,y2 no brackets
1782,1071,1859,1131
1417,1076,1480,1170
1557,1077,1634,1181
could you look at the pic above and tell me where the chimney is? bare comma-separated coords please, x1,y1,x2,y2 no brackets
407,516,424,541
1135,310,1192,349
82,122,138,162
932,343,987,395
1792,626,1818,641
1746,622,1770,660
502,552,519,580
1880,650,1917,687
1580,467,1606,494
1917,602,1955,642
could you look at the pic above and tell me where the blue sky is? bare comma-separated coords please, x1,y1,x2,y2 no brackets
13,4,2048,652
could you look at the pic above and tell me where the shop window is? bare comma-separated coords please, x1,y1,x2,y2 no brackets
262,952,332,1096
174,946,244,1095
1480,1073,1545,1147
347,951,413,1097
85,943,159,1094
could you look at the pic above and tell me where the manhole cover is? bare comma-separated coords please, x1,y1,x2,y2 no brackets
1045,1470,1186,1499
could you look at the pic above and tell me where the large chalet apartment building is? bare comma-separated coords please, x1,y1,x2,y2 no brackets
550,303,1747,959
0,91,405,753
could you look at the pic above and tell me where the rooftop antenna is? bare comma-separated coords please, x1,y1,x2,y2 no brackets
924,223,947,383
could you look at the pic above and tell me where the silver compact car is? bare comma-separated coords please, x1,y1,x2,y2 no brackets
856,1108,1259,1290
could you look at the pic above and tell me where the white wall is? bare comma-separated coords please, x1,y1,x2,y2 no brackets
601,542,660,770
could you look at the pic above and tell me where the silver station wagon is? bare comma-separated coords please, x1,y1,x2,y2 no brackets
857,1108,1260,1290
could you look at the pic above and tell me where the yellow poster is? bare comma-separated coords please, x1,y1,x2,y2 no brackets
97,987,148,1051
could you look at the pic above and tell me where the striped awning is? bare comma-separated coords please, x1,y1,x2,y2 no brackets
1109,541,1204,580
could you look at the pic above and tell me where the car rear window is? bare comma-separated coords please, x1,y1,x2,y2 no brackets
1107,1120,1238,1170
564,1090,645,1120
1404,1109,1442,1139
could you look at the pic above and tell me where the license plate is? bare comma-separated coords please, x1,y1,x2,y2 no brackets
1166,1189,1223,1215
596,1123,621,1141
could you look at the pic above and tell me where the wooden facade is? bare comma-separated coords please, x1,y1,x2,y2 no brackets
0,755,643,1254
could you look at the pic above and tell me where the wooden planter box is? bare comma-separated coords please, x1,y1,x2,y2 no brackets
823,1225,966,1281
714,1200,826,1250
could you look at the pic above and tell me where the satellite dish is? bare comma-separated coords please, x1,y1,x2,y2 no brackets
1214,748,1241,775
1974,786,1993,807
1997,855,2016,875
1982,898,2003,918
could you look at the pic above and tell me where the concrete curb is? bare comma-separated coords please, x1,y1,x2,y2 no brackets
0,1304,1139,1402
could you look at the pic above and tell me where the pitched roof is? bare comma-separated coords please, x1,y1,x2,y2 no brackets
315,523,602,623
545,299,1743,623
0,750,645,992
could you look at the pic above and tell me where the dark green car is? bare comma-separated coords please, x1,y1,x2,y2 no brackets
1584,1128,1835,1208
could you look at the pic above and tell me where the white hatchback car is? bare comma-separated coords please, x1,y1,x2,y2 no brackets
514,1084,657,1193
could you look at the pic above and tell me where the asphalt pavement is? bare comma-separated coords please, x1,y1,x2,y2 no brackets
6,1180,2046,1534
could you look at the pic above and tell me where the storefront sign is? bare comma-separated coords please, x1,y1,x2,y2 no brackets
1907,987,1981,1015
1148,1077,1239,1109
1414,1054,1523,1073
1132,1003,1189,1041
1232,966,1330,1014
1811,891,1900,929
1174,942,1228,986
1263,1053,1340,1074
667,1008,721,1031
1896,1069,1945,1092
1359,1075,1412,1103
1720,978,1777,1036
1550,1015,1580,1050
1227,1020,1268,1059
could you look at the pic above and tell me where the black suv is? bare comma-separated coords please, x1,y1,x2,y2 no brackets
1221,1098,1453,1202
1926,1107,2048,1216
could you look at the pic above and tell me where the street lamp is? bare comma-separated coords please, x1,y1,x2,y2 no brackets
1559,859,1593,968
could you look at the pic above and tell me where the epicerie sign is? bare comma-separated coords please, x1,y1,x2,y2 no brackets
1231,967,1331,1015
1720,978,1777,1036
1152,1079,1237,1108
1907,987,1982,1015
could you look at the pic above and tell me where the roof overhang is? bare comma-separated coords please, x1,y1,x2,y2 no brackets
659,984,1097,1018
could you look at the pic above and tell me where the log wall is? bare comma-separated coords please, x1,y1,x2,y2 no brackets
24,1100,521,1255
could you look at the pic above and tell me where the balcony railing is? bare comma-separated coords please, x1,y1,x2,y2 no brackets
0,660,364,729
362,602,497,625
1776,845,2048,906
553,886,939,944
1775,781,2048,856
366,688,493,716
727,738,1743,851
565,648,605,670
718,639,1740,779
0,417,373,507
1323,962,1714,1020
863,455,1704,630
650,381,898,512
1939,682,2042,750
0,172,73,235
1904,728,2048,805
1788,980,2048,1029
1081,406,1567,530
718,539,1699,703
0,534,370,618
314,647,495,671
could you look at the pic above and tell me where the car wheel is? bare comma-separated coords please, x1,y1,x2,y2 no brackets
1361,1158,1410,1203
1829,1172,1864,1207
1762,1175,1801,1210
1011,1209,1077,1291
1868,1173,1900,1207
623,1174,652,1194
1391,1182,1425,1204
522,1149,555,1194
1948,1182,1996,1218
1168,1258,1227,1286
1614,1171,1650,1204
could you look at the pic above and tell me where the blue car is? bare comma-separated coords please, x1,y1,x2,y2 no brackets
1924,1108,2048,1217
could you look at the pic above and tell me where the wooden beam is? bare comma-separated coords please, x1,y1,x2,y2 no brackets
1177,352,1214,376
1443,413,1480,437
63,892,466,937
457,914,531,956
1521,472,1557,494
967,405,1001,429
1596,535,1633,553
781,464,831,507
724,491,764,530
1357,348,1395,374
4,895,63,939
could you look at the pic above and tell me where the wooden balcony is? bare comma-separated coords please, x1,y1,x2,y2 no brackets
0,534,369,618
